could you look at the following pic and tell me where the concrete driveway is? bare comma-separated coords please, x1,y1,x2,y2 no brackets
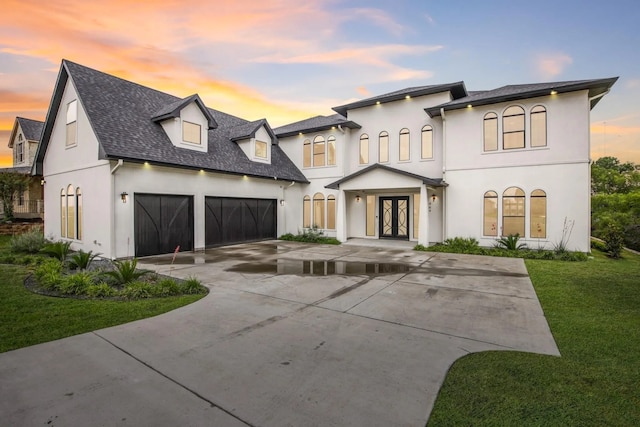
0,241,559,426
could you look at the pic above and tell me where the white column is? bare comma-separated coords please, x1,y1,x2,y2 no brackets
336,189,348,242
418,184,429,246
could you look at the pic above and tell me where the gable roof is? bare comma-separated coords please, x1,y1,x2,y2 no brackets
150,94,217,129
425,77,618,117
8,117,44,148
229,118,277,142
33,60,308,183
332,82,467,117
273,114,361,138
325,163,447,190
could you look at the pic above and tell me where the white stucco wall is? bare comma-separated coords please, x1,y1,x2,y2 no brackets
159,102,209,152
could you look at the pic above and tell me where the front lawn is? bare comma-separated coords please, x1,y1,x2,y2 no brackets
427,250,640,426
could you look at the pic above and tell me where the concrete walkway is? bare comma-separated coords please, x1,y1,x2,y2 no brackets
0,241,559,426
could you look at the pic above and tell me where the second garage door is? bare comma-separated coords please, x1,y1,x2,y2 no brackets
205,197,276,247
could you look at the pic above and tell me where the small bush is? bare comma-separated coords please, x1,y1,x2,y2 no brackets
414,244,428,251
68,250,101,270
10,228,47,254
102,258,149,285
279,227,341,245
623,224,640,252
495,234,527,251
34,258,64,290
603,226,625,259
121,281,154,299
443,237,482,253
180,276,207,295
41,241,72,262
58,272,94,295
152,278,181,297
86,282,118,298
591,239,607,252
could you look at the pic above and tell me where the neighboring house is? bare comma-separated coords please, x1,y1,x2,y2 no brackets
1,117,44,219
34,60,615,258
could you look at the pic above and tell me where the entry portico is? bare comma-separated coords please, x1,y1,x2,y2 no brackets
326,164,446,246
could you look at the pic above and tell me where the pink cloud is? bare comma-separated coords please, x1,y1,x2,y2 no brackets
535,53,573,78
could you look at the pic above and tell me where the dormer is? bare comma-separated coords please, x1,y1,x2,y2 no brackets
9,117,44,167
230,119,277,164
151,94,217,153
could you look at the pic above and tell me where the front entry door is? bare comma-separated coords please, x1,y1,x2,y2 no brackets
379,196,409,239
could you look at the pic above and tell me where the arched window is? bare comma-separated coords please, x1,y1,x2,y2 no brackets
502,187,525,236
327,195,336,229
530,189,546,238
483,112,498,151
531,105,547,147
303,139,311,168
379,131,389,163
313,193,325,228
359,134,369,164
76,187,83,240
421,125,433,159
399,128,410,161
60,189,66,237
303,195,311,228
483,191,498,236
327,136,336,165
503,106,525,149
66,185,76,239
313,135,325,167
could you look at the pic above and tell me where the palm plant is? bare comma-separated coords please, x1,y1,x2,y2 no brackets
495,234,527,250
40,241,72,261
68,250,101,270
102,258,149,285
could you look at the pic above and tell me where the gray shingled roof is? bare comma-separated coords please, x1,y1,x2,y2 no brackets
151,94,217,129
17,117,44,141
274,114,361,138
229,119,277,142
425,78,618,117
325,163,446,190
34,61,307,182
332,82,467,116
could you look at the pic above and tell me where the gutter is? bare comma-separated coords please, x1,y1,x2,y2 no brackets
110,159,124,259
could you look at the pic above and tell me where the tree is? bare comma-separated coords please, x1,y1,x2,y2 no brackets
0,172,29,222
591,156,640,194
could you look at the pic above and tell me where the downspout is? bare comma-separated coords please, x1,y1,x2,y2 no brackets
440,107,447,241
110,159,124,259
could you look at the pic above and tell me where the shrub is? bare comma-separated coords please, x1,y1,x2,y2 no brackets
152,278,181,297
495,234,527,251
180,276,207,295
34,258,63,290
102,258,149,285
591,239,607,252
121,281,154,299
279,227,341,245
86,282,118,298
41,241,72,262
623,224,640,252
443,237,481,252
414,244,428,251
10,227,47,254
68,250,101,270
58,272,94,295
603,226,625,259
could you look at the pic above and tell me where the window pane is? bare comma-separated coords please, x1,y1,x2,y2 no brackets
66,122,77,146
379,132,389,163
483,114,498,151
530,190,546,238
531,107,547,147
413,194,420,239
502,187,525,236
421,126,433,159
483,192,498,236
328,136,336,165
359,134,369,164
399,128,410,161
60,189,66,237
303,196,311,228
327,196,336,229
76,188,83,240
503,106,524,150
255,140,267,158
504,131,525,149
313,136,325,167
313,193,325,228
67,185,75,239
183,121,201,144
303,140,311,168
366,195,375,236
66,100,77,123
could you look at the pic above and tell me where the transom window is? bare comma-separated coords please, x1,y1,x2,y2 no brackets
379,131,389,163
503,106,525,150
399,128,410,161
421,125,433,159
359,134,369,164
66,100,77,147
182,121,201,145
255,140,267,158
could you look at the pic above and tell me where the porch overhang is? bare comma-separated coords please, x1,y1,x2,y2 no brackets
325,163,447,191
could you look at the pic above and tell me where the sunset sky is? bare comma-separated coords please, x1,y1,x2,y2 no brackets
1,0,639,166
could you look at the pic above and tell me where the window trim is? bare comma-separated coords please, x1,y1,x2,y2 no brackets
483,190,498,236
501,186,525,237
327,136,336,166
530,189,546,239
421,125,433,159
182,121,202,145
483,112,498,152
66,100,78,147
303,195,311,228
359,134,369,165
254,139,268,159
530,105,547,148
399,128,410,161
303,139,311,168
312,192,325,229
313,135,326,167
327,195,336,230
378,131,389,163
502,105,525,150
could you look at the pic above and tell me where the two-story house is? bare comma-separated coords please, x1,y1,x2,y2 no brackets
2,117,44,219
34,60,615,258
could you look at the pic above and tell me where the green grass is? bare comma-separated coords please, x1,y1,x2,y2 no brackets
427,250,640,426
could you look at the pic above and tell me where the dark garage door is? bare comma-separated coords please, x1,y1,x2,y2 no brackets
205,197,276,247
135,194,194,257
